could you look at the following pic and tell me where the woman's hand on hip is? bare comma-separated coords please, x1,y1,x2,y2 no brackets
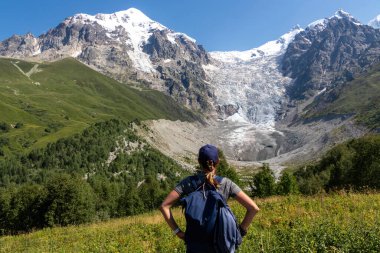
176,231,185,240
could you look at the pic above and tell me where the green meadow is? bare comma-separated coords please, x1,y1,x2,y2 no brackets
1,193,379,253
0,57,197,156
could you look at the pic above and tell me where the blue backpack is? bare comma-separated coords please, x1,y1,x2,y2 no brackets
181,175,242,253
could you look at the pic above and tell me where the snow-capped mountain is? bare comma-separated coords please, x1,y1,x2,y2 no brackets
201,10,380,161
3,8,197,72
306,10,362,32
282,10,380,100
61,8,198,73
204,9,380,127
0,8,212,111
369,15,380,28
210,26,302,63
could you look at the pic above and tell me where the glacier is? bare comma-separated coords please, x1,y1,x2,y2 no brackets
200,27,303,161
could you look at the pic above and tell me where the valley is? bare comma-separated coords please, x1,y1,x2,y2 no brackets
0,6,379,251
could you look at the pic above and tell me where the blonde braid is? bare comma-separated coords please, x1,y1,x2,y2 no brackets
204,160,218,188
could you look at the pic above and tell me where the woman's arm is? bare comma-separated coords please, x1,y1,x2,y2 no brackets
159,190,185,240
235,191,260,232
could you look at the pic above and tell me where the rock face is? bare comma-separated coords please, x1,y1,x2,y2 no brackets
145,30,212,110
282,10,380,100
0,33,40,57
0,8,212,111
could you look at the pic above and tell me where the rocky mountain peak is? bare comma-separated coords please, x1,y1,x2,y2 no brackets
0,8,379,164
306,10,361,33
67,8,157,28
333,10,354,20
113,8,153,22
368,14,380,29
291,25,302,31
330,9,362,27
282,10,380,99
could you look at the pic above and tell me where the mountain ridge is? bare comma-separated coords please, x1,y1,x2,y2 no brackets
0,8,379,164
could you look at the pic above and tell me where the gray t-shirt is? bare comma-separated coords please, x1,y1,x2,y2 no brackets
174,173,242,201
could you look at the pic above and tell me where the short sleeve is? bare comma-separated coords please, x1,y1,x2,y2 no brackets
174,176,194,197
229,180,242,198
222,178,242,199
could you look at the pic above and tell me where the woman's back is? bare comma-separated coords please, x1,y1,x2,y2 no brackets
174,173,241,201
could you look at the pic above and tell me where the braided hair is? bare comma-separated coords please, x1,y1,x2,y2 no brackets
198,144,219,188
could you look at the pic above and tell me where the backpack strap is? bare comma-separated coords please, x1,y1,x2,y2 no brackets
215,175,223,185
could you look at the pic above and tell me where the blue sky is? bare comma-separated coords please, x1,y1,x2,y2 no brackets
1,0,379,51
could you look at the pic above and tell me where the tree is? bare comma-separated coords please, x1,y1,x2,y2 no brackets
321,145,354,189
276,171,299,195
8,184,47,232
251,164,276,198
44,173,96,226
217,149,240,185
88,175,122,219
118,179,144,216
0,184,47,234
138,176,164,211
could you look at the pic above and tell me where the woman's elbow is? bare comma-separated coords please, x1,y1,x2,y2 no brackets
247,205,260,213
159,202,171,213
159,203,166,213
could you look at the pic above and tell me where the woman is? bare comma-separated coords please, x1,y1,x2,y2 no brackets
160,144,260,252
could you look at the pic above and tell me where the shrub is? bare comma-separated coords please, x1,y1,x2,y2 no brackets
276,171,299,195
0,122,10,132
0,137,9,147
14,122,23,129
251,163,276,197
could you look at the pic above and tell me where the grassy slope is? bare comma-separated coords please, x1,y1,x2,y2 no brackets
0,57,198,155
1,193,379,253
306,64,380,129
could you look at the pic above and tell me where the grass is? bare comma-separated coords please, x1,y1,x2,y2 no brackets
305,64,380,129
1,193,379,252
0,57,199,156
